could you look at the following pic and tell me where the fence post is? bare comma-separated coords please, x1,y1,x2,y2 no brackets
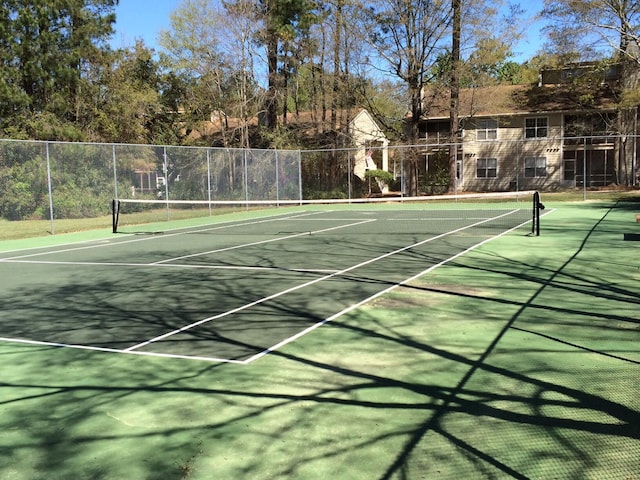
583,137,587,201
348,150,352,201
297,150,303,205
244,149,249,208
45,142,55,235
275,149,280,207
112,144,118,200
207,148,212,216
163,146,170,220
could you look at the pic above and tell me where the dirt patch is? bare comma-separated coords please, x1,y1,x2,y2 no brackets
370,283,493,309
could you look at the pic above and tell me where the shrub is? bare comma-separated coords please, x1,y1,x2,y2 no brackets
364,169,394,194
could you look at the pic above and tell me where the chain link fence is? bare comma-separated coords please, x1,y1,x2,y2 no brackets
1,137,637,232
301,136,638,197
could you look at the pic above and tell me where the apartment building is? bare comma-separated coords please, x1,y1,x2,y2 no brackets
419,65,637,191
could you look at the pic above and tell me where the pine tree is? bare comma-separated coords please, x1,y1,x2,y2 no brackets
0,0,117,137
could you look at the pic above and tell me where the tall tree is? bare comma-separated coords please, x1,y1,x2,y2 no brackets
299,0,369,137
449,0,461,193
160,0,263,147
159,0,228,141
88,42,167,144
330,0,343,133
542,0,640,61
363,0,452,194
222,0,262,148
0,1,30,123
542,0,640,184
257,0,318,130
0,0,118,137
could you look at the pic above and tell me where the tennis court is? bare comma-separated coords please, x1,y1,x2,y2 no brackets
0,197,535,363
2,194,639,480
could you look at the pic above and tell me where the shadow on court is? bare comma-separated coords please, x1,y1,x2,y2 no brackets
0,219,529,361
0,202,638,479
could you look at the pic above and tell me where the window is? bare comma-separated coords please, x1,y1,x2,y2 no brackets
477,158,497,178
476,119,498,140
525,117,548,138
524,157,547,177
563,151,576,181
424,120,450,142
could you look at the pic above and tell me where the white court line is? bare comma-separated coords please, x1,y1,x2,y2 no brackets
125,209,523,353
244,209,555,363
0,211,322,262
0,238,114,256
152,218,376,264
0,336,245,364
2,259,338,274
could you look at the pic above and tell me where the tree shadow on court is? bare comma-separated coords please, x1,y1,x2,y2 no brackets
3,240,639,479
244,231,640,477
2,266,638,480
1,205,639,478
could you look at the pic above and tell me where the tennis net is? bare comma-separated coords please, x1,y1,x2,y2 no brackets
111,191,543,236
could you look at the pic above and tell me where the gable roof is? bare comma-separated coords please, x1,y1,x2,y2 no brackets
191,108,375,137
187,107,387,148
422,83,619,120
349,109,387,139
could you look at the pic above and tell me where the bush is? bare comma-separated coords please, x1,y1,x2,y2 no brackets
50,184,111,219
364,169,394,194
0,179,37,220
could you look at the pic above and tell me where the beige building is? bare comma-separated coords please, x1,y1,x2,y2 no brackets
420,66,636,191
348,109,390,181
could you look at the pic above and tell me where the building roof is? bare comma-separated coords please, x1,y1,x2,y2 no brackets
190,108,374,138
422,83,619,120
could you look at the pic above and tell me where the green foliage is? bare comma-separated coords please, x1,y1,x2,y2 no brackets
24,112,85,142
496,61,527,85
302,188,349,200
0,1,118,135
364,169,394,195
0,179,38,220
87,43,174,145
0,141,47,220
432,47,534,88
620,88,640,110
50,184,111,218
364,169,394,184
0,140,119,221
420,150,451,194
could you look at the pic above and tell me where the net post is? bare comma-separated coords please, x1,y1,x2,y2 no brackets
111,199,120,234
532,191,545,236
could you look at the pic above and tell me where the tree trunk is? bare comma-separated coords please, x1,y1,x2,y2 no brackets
264,32,279,130
331,0,342,135
616,59,639,185
449,0,461,193
405,79,422,197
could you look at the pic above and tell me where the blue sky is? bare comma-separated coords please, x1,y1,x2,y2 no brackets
111,0,546,63
111,0,175,49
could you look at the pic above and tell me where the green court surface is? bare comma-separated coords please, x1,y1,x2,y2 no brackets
0,205,532,363
0,199,638,479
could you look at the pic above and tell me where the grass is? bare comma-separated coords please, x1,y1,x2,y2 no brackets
0,216,112,240
0,206,258,241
